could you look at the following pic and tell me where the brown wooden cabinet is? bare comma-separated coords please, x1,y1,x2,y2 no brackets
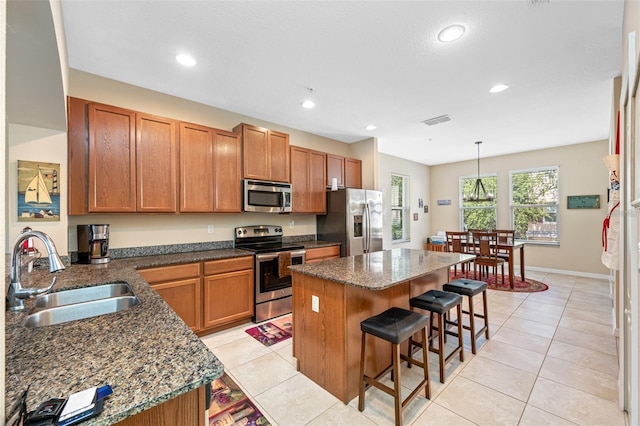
305,245,340,263
179,123,242,213
139,256,254,335
138,263,202,332
203,257,254,330
234,123,290,182
326,154,362,189
136,113,178,212
291,146,327,213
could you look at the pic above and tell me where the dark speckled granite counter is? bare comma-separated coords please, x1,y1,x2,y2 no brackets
289,247,474,289
5,248,250,425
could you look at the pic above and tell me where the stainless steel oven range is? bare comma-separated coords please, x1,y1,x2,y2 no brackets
234,225,305,323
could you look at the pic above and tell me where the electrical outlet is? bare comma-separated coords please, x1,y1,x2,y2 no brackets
311,295,319,312
289,220,295,229
207,225,214,234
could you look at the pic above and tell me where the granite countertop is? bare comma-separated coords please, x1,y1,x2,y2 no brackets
289,248,475,290
4,248,251,425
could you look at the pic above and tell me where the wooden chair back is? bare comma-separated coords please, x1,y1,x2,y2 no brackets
494,229,514,245
472,231,499,259
446,231,469,254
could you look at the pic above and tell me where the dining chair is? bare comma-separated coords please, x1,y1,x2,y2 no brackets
445,231,473,277
471,231,505,284
493,229,515,263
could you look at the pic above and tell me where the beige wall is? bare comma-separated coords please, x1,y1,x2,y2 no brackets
430,140,609,276
377,152,431,251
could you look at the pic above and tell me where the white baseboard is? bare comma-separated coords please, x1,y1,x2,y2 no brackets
524,266,610,280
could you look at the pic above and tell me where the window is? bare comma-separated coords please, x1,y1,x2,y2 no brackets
460,175,497,231
391,174,410,242
510,167,559,244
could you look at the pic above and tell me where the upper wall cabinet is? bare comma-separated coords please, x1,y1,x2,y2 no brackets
179,122,242,213
233,123,290,183
291,146,326,214
68,97,178,214
326,154,362,189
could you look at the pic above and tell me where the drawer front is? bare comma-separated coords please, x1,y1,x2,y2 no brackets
203,256,253,275
305,245,340,262
139,262,201,284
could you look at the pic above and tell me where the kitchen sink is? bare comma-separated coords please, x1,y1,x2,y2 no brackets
24,295,140,328
31,282,135,312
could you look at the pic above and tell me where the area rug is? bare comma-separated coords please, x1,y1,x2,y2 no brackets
244,314,292,347
449,271,548,293
209,372,271,425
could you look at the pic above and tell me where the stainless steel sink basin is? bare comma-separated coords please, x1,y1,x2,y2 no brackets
24,295,140,328
31,282,134,311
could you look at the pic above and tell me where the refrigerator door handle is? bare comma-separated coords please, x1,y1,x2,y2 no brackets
364,203,370,253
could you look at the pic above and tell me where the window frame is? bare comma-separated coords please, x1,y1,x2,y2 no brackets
391,173,410,243
459,173,498,231
509,166,560,245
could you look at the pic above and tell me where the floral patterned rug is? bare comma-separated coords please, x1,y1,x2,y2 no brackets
244,314,292,347
449,271,549,292
209,372,271,426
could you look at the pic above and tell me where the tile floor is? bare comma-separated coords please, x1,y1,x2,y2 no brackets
201,271,627,426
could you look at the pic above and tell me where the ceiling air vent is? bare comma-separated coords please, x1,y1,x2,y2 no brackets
421,114,451,126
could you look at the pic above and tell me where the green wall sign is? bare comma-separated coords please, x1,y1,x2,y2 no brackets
567,195,600,209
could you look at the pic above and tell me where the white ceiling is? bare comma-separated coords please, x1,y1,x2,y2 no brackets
59,0,624,165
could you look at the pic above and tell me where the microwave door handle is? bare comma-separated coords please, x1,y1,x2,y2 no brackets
281,191,285,212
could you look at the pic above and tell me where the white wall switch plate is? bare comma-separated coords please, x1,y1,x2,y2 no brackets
207,225,214,234
311,295,319,312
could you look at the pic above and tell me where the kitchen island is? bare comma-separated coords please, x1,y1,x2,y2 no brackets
289,248,474,404
4,249,249,425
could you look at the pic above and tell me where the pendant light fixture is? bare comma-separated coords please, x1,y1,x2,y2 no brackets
463,141,495,202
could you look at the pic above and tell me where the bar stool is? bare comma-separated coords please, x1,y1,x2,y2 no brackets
359,307,430,426
443,278,489,354
409,289,463,383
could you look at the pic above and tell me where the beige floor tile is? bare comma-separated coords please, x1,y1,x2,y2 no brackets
400,355,454,400
565,299,612,313
512,306,562,326
211,335,274,369
490,326,551,354
200,321,251,349
518,404,578,425
307,402,377,426
562,307,613,326
434,376,525,425
558,316,614,337
228,352,298,396
528,377,625,425
412,402,477,425
255,374,340,426
477,340,545,374
502,316,557,339
520,299,565,315
568,292,610,306
525,293,568,307
539,357,618,402
553,326,617,356
458,356,536,401
274,340,297,367
546,340,619,376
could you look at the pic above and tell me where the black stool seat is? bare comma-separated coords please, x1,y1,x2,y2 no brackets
443,278,487,297
361,307,429,344
409,289,462,314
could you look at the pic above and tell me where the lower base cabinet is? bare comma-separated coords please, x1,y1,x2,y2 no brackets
115,386,206,426
139,256,254,335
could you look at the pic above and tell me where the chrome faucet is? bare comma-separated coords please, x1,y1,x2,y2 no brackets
7,230,66,311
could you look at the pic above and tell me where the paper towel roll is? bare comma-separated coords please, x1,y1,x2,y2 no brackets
331,177,338,191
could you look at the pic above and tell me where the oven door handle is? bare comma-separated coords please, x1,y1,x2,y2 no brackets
256,253,279,261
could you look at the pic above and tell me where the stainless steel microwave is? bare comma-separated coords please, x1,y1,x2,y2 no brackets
243,179,292,213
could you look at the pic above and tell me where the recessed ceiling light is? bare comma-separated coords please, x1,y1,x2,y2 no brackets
489,84,510,93
437,24,466,43
365,125,377,131
302,100,316,109
175,54,196,67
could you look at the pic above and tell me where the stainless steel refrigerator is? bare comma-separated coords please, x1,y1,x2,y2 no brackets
316,188,384,257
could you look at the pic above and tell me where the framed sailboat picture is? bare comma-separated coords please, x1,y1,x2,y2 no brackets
17,160,61,222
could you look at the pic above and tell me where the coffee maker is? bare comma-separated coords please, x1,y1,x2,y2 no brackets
77,224,110,264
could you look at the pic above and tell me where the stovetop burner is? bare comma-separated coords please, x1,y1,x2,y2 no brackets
234,225,304,254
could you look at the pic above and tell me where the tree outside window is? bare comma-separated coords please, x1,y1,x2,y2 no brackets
510,167,559,243
391,174,410,242
460,176,497,231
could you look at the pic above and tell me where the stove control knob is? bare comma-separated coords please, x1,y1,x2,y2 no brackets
277,227,282,233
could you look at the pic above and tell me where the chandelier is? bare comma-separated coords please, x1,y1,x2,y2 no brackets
463,141,495,202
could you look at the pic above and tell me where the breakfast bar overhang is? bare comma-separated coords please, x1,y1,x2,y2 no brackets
289,248,475,404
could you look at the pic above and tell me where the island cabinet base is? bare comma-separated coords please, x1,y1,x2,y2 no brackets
291,269,447,404
115,386,207,426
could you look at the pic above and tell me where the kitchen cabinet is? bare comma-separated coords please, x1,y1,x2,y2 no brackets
203,256,254,330
291,146,327,213
233,123,291,182
138,263,202,332
179,123,241,213
68,98,178,213
305,245,341,263
326,154,362,189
